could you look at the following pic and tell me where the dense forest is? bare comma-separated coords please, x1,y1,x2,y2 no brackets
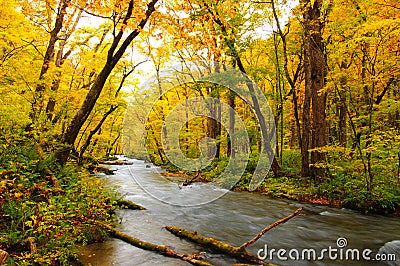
0,0,399,264
124,0,400,213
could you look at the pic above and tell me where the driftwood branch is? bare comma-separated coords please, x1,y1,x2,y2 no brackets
239,207,303,250
179,171,203,188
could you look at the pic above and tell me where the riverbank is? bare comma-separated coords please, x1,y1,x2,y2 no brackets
160,159,400,216
0,139,121,264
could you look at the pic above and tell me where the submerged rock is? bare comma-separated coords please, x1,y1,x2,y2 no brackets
378,240,400,266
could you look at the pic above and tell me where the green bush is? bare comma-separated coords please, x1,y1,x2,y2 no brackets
0,135,118,265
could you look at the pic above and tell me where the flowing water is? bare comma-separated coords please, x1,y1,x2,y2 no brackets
80,157,400,266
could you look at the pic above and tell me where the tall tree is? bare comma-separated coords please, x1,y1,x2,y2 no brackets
300,0,327,178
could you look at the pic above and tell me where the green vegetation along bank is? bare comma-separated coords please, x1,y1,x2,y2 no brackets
0,133,119,265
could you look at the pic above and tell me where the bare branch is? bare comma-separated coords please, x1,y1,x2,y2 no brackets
239,207,303,250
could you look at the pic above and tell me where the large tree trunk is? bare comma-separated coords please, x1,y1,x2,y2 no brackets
308,0,327,179
301,0,327,179
57,0,158,165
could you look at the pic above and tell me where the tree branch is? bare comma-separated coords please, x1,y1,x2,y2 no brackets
239,207,303,249
107,0,135,61
375,76,396,104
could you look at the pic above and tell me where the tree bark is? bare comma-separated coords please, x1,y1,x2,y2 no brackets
301,0,327,179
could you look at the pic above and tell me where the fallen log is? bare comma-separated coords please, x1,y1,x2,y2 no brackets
89,165,115,175
98,160,133,165
90,221,211,266
165,226,265,265
116,199,146,210
179,171,209,188
166,207,303,265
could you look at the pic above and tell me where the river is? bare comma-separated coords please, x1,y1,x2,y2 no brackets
79,157,400,266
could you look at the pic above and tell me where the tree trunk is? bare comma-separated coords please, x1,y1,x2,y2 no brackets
227,91,236,158
106,132,121,158
31,0,70,121
78,106,118,164
301,82,311,176
301,0,327,179
46,8,82,122
202,3,281,177
207,100,220,159
338,92,347,147
271,0,303,164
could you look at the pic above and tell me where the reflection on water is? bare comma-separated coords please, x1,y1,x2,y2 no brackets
79,157,400,266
